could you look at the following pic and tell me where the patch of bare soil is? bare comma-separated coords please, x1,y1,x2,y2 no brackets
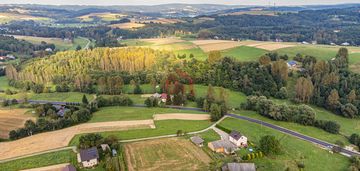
153,113,210,121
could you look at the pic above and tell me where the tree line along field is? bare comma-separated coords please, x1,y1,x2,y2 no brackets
9,35,91,51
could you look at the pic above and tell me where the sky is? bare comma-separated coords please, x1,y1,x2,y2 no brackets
0,0,359,6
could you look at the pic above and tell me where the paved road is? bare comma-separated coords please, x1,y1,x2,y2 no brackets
226,113,360,157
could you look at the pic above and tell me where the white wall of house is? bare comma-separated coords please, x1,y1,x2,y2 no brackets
82,158,98,168
229,136,247,147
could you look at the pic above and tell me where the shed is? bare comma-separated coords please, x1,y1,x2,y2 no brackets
62,164,77,171
222,163,256,171
190,136,204,147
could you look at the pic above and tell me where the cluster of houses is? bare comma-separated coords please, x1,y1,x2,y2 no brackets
191,130,256,171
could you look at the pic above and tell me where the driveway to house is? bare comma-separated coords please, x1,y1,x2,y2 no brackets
212,127,230,141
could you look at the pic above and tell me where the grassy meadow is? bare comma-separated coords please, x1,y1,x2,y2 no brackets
70,119,212,146
90,106,206,123
0,150,72,171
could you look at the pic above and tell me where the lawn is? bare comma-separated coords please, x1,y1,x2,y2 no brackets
194,84,247,109
124,138,211,171
0,76,18,91
0,150,72,171
218,117,350,171
119,39,154,46
221,46,268,61
90,106,207,123
30,92,94,102
70,119,213,146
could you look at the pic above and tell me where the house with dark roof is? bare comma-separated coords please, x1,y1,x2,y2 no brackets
77,147,99,168
229,130,248,148
190,136,204,147
208,140,237,154
221,163,256,171
287,60,297,68
62,164,77,171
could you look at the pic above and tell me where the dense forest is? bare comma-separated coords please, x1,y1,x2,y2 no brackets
6,47,177,85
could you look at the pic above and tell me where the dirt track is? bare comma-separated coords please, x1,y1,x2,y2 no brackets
153,113,210,121
0,120,154,160
21,163,70,171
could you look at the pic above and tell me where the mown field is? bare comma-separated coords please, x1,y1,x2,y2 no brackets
10,35,90,50
218,117,350,171
0,12,51,24
0,150,72,171
90,106,206,123
70,119,212,146
124,138,211,171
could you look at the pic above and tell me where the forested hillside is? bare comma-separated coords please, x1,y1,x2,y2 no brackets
6,47,176,84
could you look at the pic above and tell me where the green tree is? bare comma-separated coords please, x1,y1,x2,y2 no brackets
327,89,340,110
206,85,216,103
82,94,89,105
78,133,104,149
208,51,222,64
76,45,82,51
133,84,143,94
259,135,281,155
210,103,222,121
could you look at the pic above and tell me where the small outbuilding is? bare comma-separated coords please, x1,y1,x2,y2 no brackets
208,140,237,154
221,163,256,171
190,136,204,147
77,147,99,168
62,164,77,171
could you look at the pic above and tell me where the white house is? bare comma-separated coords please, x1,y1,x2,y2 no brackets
229,130,248,148
77,147,99,168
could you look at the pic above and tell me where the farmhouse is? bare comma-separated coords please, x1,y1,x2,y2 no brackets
77,147,99,168
161,93,168,103
190,136,204,147
221,163,256,171
287,60,297,68
229,130,248,148
208,140,237,154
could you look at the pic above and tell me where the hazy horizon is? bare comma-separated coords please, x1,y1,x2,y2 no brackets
0,0,360,6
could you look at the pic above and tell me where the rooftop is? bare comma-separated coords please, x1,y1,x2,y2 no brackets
190,136,204,145
79,147,99,162
229,130,243,141
222,163,256,171
210,140,236,149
